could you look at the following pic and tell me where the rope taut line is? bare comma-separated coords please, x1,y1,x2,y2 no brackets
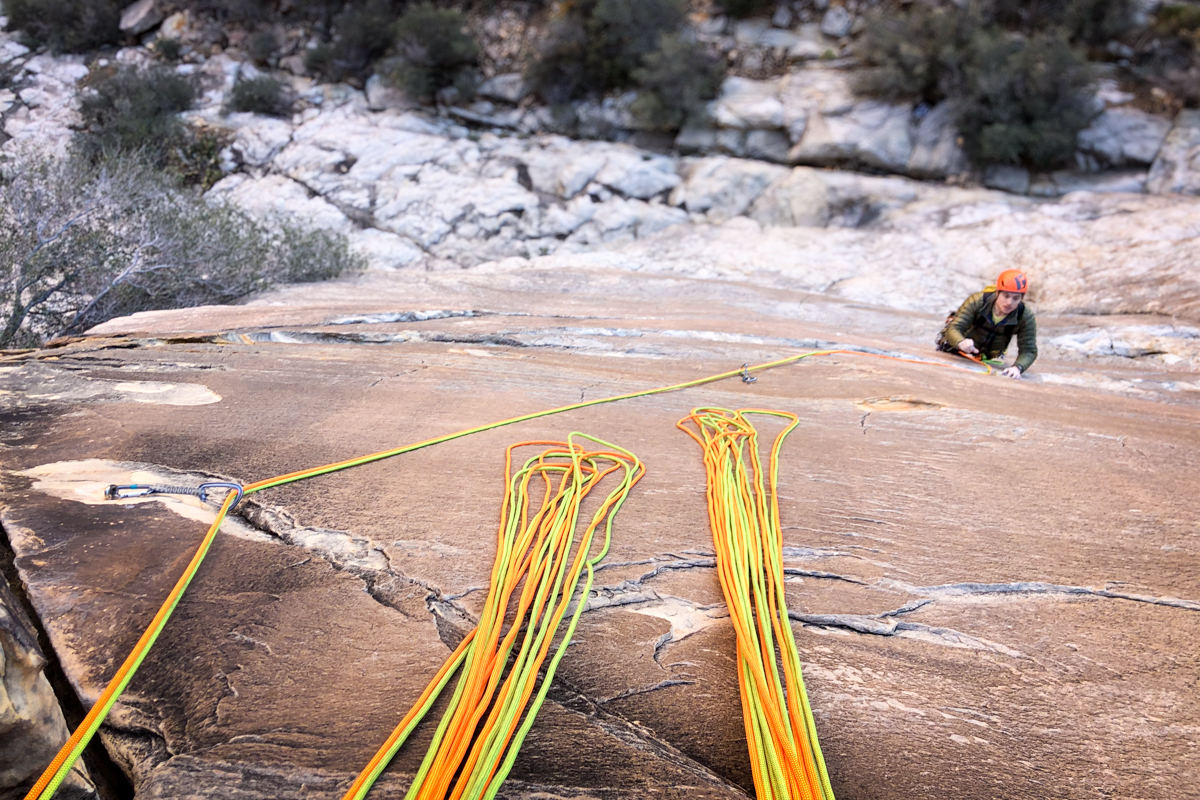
26,347,987,800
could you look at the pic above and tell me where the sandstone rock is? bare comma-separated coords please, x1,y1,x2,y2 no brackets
745,128,791,163
119,0,162,36
0,578,96,800
670,156,788,222
746,167,831,227
1147,109,1200,195
781,69,914,172
279,55,307,77
1076,107,1171,167
593,150,680,199
1028,169,1148,197
674,124,719,154
710,77,784,130
477,72,527,105
157,10,186,40
365,74,416,112
787,24,834,61
906,102,968,178
223,113,294,168
574,91,641,137
0,38,30,65
819,5,854,37
983,164,1031,195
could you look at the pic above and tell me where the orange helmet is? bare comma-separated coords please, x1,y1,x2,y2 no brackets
996,269,1028,294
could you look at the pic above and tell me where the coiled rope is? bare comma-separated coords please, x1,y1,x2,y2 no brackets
678,408,835,800
341,435,643,800
25,347,984,800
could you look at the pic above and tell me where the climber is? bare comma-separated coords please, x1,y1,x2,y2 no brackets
937,270,1037,378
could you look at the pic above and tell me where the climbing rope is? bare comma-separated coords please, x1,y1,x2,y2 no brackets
26,346,984,800
678,408,835,800
341,435,643,800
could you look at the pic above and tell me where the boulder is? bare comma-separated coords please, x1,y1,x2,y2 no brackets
983,164,1031,195
157,10,186,40
710,77,785,130
1028,169,1148,197
365,74,416,112
1,578,96,800
746,167,831,227
669,156,788,222
780,68,914,173
118,0,163,36
819,5,854,37
906,102,969,178
1147,109,1200,195
745,129,791,163
1076,107,1172,167
477,73,528,105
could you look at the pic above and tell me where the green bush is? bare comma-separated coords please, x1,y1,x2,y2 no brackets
305,0,404,82
0,151,364,348
855,3,1097,171
719,0,774,18
387,3,479,103
957,30,1095,170
154,37,184,62
226,75,295,117
631,33,725,130
527,0,686,103
4,0,123,52
76,65,197,162
853,5,983,104
991,0,1136,46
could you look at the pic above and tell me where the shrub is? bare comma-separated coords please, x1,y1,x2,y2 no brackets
4,0,123,52
226,75,295,117
0,151,364,348
305,0,404,82
75,65,197,162
154,37,184,62
855,3,1096,171
719,0,774,18
956,30,1095,170
853,4,985,104
631,33,725,131
248,30,281,64
528,0,686,103
386,3,479,103
991,0,1137,46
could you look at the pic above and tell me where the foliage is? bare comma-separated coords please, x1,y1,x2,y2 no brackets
527,0,686,103
957,30,1095,170
990,0,1137,46
154,37,184,62
853,4,983,103
631,33,726,130
855,3,1096,170
0,151,364,349
248,30,281,64
305,0,405,82
386,3,479,103
75,65,197,163
3,0,123,52
718,0,774,18
226,75,295,117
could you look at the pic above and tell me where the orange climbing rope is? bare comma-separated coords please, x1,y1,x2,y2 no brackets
678,408,835,800
26,345,986,800
340,436,644,800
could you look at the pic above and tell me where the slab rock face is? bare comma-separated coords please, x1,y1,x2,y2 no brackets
0,578,95,800
2,248,1199,800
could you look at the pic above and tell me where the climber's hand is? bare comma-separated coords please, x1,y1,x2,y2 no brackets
957,338,979,355
1000,366,1023,379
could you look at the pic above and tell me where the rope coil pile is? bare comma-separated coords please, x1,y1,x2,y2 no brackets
678,408,835,800
342,434,643,800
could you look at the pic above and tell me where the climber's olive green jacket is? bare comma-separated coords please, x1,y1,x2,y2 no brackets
944,290,1038,372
